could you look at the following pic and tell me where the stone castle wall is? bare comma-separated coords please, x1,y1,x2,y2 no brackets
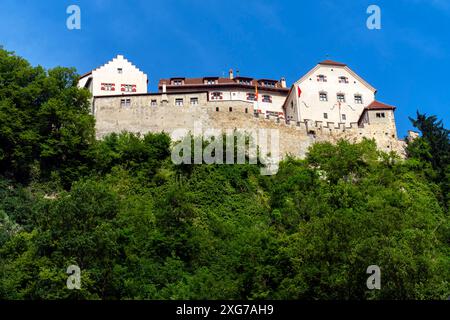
93,95,406,159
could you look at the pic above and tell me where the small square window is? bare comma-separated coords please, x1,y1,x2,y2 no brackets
317,74,327,82
319,92,328,101
151,99,157,106
338,76,349,84
376,112,386,118
118,68,123,74
102,83,115,91
211,92,222,100
247,93,256,101
342,114,346,121
175,98,184,106
120,98,131,107
262,95,272,103
337,93,345,102
324,113,328,119
229,107,233,112
190,97,198,105
354,95,363,104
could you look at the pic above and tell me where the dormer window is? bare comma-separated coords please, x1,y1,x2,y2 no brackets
238,79,252,85
317,74,327,82
204,78,218,85
171,79,184,85
338,76,349,83
261,80,276,87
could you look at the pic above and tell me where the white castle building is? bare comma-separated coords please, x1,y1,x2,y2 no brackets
78,55,147,97
78,55,404,157
283,60,396,137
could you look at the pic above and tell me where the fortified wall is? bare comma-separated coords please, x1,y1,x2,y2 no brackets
93,94,406,159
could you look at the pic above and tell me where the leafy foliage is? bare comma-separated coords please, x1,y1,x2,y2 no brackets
0,48,448,300
407,112,450,208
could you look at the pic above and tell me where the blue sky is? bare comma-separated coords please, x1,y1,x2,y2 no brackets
1,0,449,136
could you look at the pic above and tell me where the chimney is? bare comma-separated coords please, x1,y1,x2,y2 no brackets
280,77,287,88
161,81,168,104
229,69,234,79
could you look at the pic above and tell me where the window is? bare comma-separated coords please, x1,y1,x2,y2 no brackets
247,93,256,101
216,107,219,112
190,97,198,105
245,108,248,113
262,95,272,103
205,79,217,85
120,98,131,107
342,114,346,121
376,112,386,118
338,76,349,83
238,79,252,85
319,92,328,101
229,107,233,112
117,68,123,74
172,79,183,85
337,93,345,102
175,98,184,106
151,99,157,106
324,113,328,119
211,92,222,100
101,83,115,91
317,74,327,82
354,95,363,104
262,81,276,87
121,84,136,92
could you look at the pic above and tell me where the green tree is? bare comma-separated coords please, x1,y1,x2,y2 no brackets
407,112,450,207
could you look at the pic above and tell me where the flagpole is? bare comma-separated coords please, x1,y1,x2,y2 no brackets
297,85,301,123
255,80,259,115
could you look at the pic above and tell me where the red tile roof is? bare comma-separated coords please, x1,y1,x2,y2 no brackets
157,77,288,92
319,60,347,67
365,100,396,110
79,71,92,79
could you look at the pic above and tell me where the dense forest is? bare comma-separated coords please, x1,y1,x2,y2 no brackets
0,48,448,299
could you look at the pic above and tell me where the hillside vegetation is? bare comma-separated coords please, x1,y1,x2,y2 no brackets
0,48,448,299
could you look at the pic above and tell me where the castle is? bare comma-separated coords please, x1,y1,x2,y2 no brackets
78,55,407,158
